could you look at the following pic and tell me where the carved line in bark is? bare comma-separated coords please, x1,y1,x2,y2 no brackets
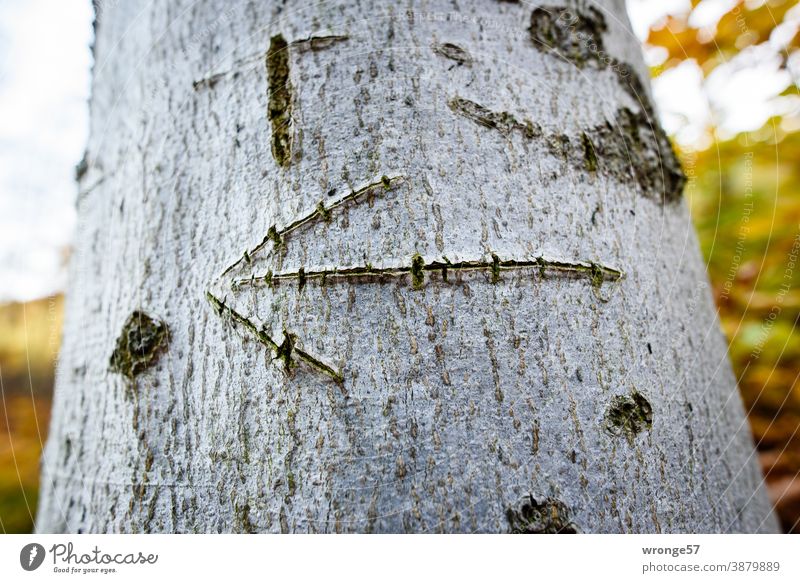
221,175,405,277
202,15,640,384
233,254,623,301
192,35,349,90
192,32,348,170
208,159,623,383
206,291,344,383
206,256,622,382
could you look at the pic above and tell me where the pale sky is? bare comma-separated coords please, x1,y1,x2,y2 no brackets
0,0,92,302
0,0,796,302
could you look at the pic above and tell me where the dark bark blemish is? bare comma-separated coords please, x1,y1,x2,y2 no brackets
507,495,579,533
529,5,607,67
276,331,296,369
235,503,256,533
109,311,169,380
279,506,289,533
267,34,293,167
581,132,597,172
290,35,349,52
591,107,685,204
491,253,501,284
75,152,89,182
605,390,653,440
411,253,425,289
448,96,541,139
525,7,685,203
432,42,473,66
63,437,72,463
449,95,684,203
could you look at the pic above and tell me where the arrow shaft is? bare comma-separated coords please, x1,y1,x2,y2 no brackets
235,256,623,289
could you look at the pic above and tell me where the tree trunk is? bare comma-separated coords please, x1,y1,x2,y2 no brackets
37,0,778,533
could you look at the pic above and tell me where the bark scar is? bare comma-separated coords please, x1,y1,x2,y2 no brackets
267,34,294,167
209,165,624,382
449,96,684,204
523,5,685,203
193,35,349,90
221,175,405,277
206,291,344,384
432,42,473,67
234,254,623,296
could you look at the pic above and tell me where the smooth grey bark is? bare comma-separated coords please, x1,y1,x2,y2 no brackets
38,0,778,533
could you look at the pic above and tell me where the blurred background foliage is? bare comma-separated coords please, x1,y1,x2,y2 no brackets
647,0,800,532
0,297,60,533
1,0,799,533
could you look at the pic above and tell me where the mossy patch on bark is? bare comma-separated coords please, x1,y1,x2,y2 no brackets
411,253,426,289
109,311,168,380
448,96,541,139
235,503,256,533
591,107,686,204
267,34,293,167
432,42,473,66
605,390,653,440
506,495,579,533
525,6,686,203
529,4,608,68
448,95,685,203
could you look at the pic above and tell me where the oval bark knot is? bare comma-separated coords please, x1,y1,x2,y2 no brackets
604,390,653,440
506,495,579,534
109,310,169,380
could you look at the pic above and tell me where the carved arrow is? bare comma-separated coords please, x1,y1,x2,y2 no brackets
206,174,623,383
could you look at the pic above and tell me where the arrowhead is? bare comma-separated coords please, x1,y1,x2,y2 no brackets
207,175,405,383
